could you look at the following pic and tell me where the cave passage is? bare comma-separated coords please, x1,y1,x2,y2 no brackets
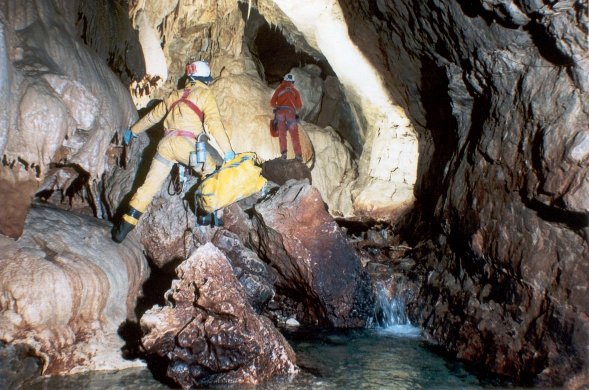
240,3,332,85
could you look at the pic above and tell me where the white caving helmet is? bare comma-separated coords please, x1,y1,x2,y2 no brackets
284,73,295,83
185,60,211,77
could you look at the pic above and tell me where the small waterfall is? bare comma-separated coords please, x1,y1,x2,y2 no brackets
375,287,409,327
373,282,421,337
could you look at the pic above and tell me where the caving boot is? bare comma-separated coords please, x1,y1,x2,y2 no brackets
112,207,142,243
197,210,223,227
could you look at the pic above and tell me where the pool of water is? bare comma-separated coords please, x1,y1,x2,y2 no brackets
27,323,539,390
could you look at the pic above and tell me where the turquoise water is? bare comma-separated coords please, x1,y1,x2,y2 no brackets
27,324,532,390
26,290,546,389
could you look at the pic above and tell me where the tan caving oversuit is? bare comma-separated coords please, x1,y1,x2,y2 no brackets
124,79,233,224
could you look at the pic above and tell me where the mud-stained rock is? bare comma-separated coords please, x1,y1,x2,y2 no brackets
261,158,312,186
0,205,149,375
0,171,37,239
212,229,276,313
251,180,374,328
140,243,298,387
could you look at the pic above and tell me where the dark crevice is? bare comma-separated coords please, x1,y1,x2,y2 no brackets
239,3,332,85
520,194,589,230
524,21,573,67
414,55,459,215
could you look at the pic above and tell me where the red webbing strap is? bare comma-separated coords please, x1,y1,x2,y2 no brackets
169,88,204,122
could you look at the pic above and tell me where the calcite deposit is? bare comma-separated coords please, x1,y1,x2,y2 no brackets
0,206,149,375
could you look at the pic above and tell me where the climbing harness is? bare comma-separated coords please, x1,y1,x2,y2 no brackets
169,88,204,123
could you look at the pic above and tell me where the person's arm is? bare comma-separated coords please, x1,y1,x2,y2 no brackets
202,90,233,155
130,98,169,135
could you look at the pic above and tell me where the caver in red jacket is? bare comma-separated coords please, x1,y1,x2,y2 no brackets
270,74,303,160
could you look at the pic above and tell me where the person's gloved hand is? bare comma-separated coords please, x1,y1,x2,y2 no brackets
123,128,137,145
224,151,236,162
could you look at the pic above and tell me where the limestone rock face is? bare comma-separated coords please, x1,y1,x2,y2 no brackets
332,0,589,384
256,0,420,220
288,64,323,123
140,243,298,387
131,173,199,268
0,0,138,235
250,180,374,328
0,206,149,375
212,71,314,163
306,124,356,218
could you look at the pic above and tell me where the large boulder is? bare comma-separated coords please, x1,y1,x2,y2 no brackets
250,180,374,328
211,229,276,314
261,158,313,186
0,205,149,375
140,243,298,387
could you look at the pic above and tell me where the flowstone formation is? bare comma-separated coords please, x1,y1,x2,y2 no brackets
0,205,149,375
0,0,139,237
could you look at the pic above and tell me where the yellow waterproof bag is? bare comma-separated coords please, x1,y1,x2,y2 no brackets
196,152,267,213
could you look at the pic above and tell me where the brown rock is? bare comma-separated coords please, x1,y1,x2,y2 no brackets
251,180,374,328
0,172,37,239
211,229,276,313
261,158,313,186
140,243,298,387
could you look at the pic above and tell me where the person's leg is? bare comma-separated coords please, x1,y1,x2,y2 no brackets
113,138,180,243
288,124,302,161
276,111,288,158
286,111,302,161
127,157,174,213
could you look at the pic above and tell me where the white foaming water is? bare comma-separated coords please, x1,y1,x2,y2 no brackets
374,284,422,338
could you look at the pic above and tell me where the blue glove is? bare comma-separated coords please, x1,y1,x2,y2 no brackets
224,151,236,162
123,128,137,145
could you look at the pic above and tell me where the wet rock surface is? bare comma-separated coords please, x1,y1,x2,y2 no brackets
140,243,298,387
250,180,375,328
0,342,42,390
336,0,589,384
0,205,149,375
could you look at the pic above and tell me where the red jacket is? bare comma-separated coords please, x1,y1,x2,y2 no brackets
271,81,303,111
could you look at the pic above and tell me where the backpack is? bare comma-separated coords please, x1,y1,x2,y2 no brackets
195,152,267,213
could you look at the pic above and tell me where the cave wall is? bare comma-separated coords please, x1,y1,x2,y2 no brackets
0,0,140,236
334,0,588,385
